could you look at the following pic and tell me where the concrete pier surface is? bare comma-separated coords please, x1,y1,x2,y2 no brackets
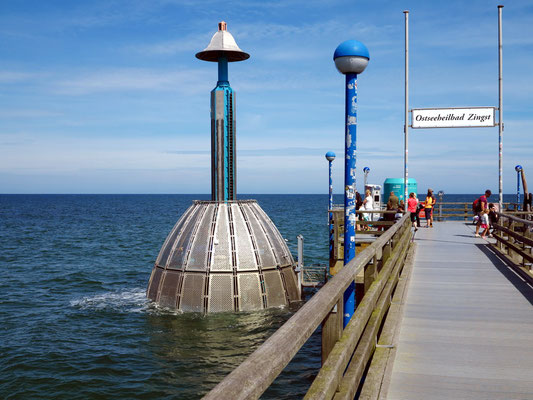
387,221,533,400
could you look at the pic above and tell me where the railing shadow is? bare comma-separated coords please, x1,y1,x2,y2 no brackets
476,243,533,306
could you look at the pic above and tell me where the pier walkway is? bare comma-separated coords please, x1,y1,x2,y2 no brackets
387,221,533,400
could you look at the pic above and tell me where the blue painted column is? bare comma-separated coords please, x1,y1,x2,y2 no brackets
196,22,249,203
516,165,522,210
326,151,336,275
333,39,369,328
517,172,521,210
211,55,235,202
343,73,357,327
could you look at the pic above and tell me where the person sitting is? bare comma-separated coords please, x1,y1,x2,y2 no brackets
395,200,405,220
385,191,399,224
488,203,499,237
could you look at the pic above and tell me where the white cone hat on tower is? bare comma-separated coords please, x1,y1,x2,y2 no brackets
196,21,250,62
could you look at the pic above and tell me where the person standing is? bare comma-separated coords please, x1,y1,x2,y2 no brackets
475,190,492,237
387,191,399,210
386,191,399,223
362,189,373,227
424,189,435,227
407,192,419,231
480,209,490,239
355,191,363,231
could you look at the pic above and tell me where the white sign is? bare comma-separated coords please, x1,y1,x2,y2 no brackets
411,107,496,128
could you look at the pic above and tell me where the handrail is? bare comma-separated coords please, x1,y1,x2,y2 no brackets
496,211,533,226
203,214,412,400
491,212,533,284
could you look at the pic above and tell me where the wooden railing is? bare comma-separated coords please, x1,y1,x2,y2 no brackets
203,214,413,400
434,202,516,221
491,212,533,283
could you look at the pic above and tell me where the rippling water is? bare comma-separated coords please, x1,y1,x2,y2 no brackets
1,193,515,399
0,194,330,399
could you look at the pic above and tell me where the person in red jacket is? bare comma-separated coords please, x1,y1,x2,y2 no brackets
475,190,492,237
407,192,419,231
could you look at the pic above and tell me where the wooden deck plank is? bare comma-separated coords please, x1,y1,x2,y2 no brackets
387,221,533,400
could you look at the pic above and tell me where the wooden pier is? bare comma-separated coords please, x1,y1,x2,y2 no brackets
203,213,533,399
386,221,533,400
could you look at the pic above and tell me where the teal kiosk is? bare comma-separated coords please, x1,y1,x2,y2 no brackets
383,178,417,203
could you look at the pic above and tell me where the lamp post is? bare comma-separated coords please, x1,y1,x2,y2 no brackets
333,40,369,327
438,190,444,221
515,165,522,210
363,166,370,189
326,151,336,273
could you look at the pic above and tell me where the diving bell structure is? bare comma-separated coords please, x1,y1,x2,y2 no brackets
146,22,300,312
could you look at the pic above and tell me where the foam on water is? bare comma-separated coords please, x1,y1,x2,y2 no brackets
70,288,149,313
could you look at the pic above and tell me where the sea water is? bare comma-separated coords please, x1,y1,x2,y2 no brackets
0,193,515,399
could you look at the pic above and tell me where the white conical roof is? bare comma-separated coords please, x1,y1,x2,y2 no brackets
196,21,250,62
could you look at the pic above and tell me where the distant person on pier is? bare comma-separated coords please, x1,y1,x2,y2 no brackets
362,189,373,228
474,189,492,237
395,200,405,220
387,191,399,210
355,191,363,231
415,195,423,227
488,203,498,237
424,189,435,227
386,191,399,223
480,209,490,239
407,192,419,231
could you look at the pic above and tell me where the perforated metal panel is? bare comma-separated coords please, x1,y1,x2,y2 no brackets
167,205,205,270
263,270,286,308
180,273,205,313
242,204,276,268
147,267,163,301
237,273,263,311
231,203,258,271
282,266,299,302
148,200,299,313
252,204,293,266
156,205,193,267
208,274,234,312
210,205,233,271
158,270,181,308
186,204,215,271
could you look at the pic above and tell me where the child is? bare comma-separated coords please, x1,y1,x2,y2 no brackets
480,209,490,239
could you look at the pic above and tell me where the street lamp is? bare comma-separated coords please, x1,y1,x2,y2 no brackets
438,190,444,221
333,39,369,327
515,165,522,210
363,166,370,189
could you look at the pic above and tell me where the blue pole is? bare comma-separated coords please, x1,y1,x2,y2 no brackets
343,73,357,327
217,56,229,85
517,171,521,210
328,159,333,272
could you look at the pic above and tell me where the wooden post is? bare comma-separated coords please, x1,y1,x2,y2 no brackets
464,204,468,221
509,219,516,261
321,299,343,365
383,240,392,267
364,255,377,293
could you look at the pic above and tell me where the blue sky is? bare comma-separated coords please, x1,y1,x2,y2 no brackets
1,0,531,194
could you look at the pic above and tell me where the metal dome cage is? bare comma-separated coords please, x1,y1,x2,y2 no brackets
147,200,300,312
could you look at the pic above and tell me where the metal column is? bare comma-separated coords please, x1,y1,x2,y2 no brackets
343,73,357,327
404,10,409,204
498,5,504,211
